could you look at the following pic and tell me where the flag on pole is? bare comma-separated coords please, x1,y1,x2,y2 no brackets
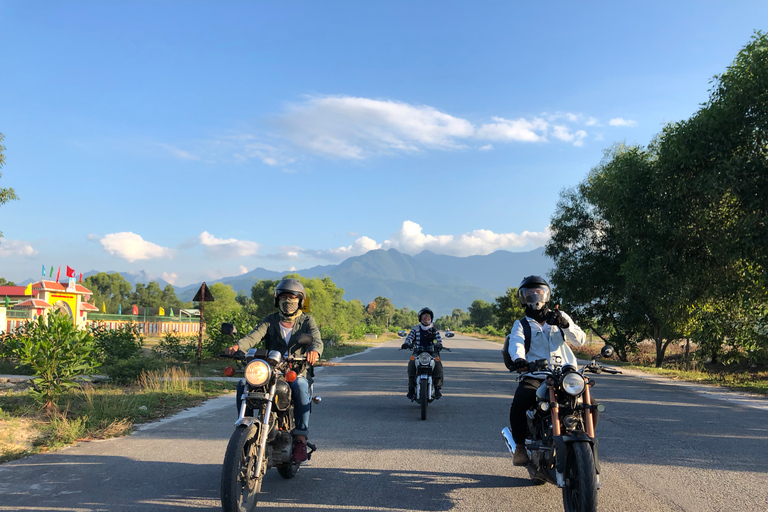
118,304,122,315
4,295,9,308
66,266,75,278
132,304,138,315
42,265,46,277
56,265,61,283
79,272,83,283
49,265,54,278
159,307,165,316
102,301,106,313
169,307,174,317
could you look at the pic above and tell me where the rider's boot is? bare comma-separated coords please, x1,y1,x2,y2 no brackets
406,387,415,400
434,387,442,399
292,438,308,463
513,445,529,466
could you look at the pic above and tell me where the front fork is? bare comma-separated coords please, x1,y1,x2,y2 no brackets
416,374,432,400
253,382,276,479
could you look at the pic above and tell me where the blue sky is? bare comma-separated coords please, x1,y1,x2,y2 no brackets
1,1,765,287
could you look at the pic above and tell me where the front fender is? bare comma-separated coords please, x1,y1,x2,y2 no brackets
234,416,261,428
554,434,599,474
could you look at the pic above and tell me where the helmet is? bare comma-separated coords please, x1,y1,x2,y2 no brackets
417,307,434,324
273,279,306,309
517,275,551,311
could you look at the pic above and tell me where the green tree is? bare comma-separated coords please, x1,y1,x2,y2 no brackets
161,284,187,309
391,307,417,330
368,296,396,329
13,311,100,410
493,288,525,334
0,277,16,286
201,283,242,319
130,281,165,308
468,299,495,328
0,133,20,241
83,272,133,314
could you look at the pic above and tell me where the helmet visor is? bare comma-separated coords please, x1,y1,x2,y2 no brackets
521,286,550,310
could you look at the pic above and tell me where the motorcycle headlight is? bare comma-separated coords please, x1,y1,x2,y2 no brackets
418,352,432,365
244,360,272,387
562,372,586,396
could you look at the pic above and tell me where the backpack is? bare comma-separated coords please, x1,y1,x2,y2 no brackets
501,317,531,370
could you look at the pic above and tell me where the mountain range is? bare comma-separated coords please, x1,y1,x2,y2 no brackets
20,248,552,317
176,247,553,316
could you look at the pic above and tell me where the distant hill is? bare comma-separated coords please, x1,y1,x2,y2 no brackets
175,247,553,316
21,248,552,317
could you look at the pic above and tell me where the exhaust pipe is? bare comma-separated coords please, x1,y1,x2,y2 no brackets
501,427,516,453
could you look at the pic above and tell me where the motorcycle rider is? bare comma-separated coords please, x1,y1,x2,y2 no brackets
401,307,444,400
507,275,587,466
225,278,323,463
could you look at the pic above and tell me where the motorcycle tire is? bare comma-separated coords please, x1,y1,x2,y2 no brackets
277,461,300,479
221,423,264,512
420,380,428,421
562,442,597,512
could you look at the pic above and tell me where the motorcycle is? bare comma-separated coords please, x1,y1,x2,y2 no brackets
219,322,321,512
401,331,453,420
501,345,621,512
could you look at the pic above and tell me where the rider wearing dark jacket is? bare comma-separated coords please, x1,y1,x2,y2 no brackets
401,307,444,400
225,278,323,463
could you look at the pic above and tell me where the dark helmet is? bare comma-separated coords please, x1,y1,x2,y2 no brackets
417,307,434,323
273,279,306,309
517,275,551,310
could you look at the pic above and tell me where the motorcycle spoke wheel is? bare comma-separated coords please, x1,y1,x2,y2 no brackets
562,442,597,512
221,424,264,512
420,380,429,420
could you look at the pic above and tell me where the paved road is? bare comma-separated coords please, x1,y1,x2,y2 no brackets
1,334,766,511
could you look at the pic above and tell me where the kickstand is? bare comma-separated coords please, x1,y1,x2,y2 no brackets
306,441,317,461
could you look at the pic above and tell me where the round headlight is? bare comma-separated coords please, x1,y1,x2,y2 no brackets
418,352,432,365
562,372,586,396
244,360,271,386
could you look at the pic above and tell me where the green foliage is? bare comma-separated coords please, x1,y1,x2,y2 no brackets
12,311,100,409
468,299,496,328
131,281,187,310
391,307,418,330
103,355,164,385
547,33,768,367
0,277,16,286
319,325,341,345
204,309,259,356
493,288,525,334
153,332,197,362
83,272,134,315
89,322,144,365
200,283,242,319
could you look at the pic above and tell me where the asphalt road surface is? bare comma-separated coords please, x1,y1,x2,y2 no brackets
1,334,767,512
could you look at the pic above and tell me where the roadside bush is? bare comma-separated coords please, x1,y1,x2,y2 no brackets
153,332,197,362
103,355,164,385
320,325,341,346
12,311,100,410
479,325,504,337
89,322,144,365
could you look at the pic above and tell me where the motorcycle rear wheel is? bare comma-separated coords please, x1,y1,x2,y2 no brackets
221,424,264,512
562,442,597,512
419,380,428,420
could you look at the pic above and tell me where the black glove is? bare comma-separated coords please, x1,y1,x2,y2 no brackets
435,343,443,351
401,343,411,350
511,358,528,372
546,309,570,329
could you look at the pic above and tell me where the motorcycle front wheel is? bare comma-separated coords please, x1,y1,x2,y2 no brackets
221,423,264,512
562,442,597,512
420,380,428,420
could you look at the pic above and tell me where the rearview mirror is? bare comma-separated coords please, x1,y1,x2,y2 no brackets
601,345,615,358
444,331,455,338
221,322,237,336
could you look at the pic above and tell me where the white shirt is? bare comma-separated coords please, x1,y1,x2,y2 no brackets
507,312,586,369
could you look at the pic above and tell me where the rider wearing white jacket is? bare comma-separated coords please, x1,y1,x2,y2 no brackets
507,276,587,466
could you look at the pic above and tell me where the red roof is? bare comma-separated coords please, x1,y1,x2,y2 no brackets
0,286,29,297
32,280,92,295
14,299,52,309
79,302,99,311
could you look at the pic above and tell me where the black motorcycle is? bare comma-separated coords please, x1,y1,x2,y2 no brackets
401,331,453,420
219,323,321,512
501,345,621,512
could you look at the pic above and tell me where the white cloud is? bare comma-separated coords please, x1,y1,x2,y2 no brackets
301,221,549,262
280,96,474,159
0,239,37,258
238,265,248,275
609,117,637,127
382,220,549,256
99,232,174,262
552,126,588,146
198,231,259,258
586,117,600,126
479,144,493,151
475,116,548,142
158,143,199,161
162,272,178,285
